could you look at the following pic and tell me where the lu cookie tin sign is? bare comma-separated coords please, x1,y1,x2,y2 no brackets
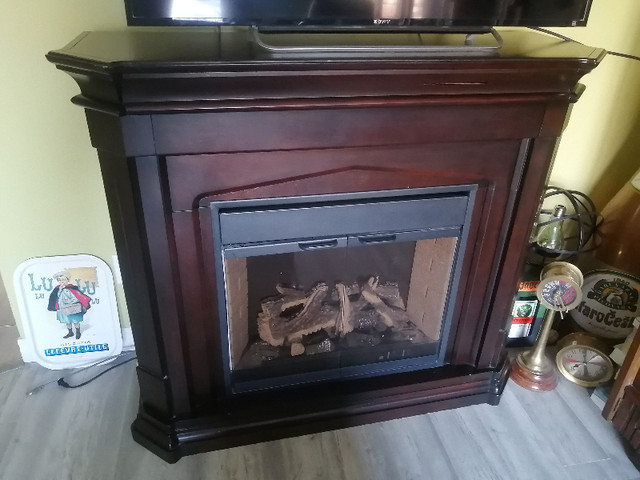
570,269,639,340
14,254,122,369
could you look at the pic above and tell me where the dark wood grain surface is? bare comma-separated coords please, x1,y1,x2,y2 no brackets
47,28,603,461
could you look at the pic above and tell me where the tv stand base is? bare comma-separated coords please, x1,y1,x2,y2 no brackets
250,26,503,58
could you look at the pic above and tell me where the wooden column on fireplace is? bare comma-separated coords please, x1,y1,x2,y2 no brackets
47,29,603,462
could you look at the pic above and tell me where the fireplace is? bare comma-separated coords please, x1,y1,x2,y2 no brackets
47,29,603,462
211,187,473,393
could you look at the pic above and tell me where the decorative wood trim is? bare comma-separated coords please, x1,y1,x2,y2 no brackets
47,29,602,461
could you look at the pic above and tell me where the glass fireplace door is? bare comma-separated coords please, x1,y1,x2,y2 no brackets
210,188,475,393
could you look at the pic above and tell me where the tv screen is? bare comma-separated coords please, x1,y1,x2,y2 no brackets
125,0,593,31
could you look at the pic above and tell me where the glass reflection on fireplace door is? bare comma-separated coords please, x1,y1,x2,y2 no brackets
210,187,475,393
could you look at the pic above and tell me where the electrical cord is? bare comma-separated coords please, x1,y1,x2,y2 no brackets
26,352,137,396
529,27,640,62
57,355,137,389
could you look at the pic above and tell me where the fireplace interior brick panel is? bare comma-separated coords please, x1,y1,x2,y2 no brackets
47,29,603,462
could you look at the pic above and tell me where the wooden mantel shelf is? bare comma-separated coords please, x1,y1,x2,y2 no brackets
47,29,604,115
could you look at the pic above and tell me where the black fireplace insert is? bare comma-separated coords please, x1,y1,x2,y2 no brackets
209,186,476,393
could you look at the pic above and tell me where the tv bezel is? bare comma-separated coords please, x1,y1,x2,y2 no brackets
124,0,593,32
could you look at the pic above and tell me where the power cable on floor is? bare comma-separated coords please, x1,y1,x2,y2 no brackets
26,352,136,396
57,355,137,389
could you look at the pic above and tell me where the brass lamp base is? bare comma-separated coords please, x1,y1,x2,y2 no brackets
510,262,583,392
509,307,559,392
510,350,558,392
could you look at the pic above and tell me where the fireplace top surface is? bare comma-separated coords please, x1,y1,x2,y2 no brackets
46,29,604,116
48,28,604,71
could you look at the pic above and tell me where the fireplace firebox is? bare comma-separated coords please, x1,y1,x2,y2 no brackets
47,29,603,462
212,187,474,393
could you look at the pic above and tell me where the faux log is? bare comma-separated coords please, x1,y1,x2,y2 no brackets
335,282,355,335
361,276,409,327
258,283,332,347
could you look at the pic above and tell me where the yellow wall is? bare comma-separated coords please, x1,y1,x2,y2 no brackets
549,0,640,207
1,1,639,337
0,1,127,334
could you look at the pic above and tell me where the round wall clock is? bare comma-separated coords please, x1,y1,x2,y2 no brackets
555,332,614,387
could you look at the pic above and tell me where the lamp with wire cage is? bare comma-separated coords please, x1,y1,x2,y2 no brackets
528,186,600,266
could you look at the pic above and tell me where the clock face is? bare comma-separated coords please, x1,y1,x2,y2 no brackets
538,279,580,310
556,345,613,387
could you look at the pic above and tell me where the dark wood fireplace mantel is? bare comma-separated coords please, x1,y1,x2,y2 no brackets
48,29,603,462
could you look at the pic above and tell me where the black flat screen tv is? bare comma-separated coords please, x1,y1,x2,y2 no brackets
125,0,593,32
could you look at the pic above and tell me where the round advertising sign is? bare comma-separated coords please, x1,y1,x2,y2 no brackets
570,270,640,339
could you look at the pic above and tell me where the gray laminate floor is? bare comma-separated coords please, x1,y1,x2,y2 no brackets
0,355,639,480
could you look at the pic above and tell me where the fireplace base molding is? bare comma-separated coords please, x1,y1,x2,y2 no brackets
133,363,510,463
47,29,603,462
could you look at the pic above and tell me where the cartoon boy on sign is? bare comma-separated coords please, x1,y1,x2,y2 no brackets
47,270,92,339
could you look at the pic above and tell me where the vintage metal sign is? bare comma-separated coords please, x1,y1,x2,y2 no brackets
571,269,639,339
14,254,122,369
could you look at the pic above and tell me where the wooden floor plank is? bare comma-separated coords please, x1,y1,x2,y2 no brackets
566,458,640,480
332,417,457,480
456,385,568,480
508,376,610,466
555,379,640,480
1,360,639,480
428,396,567,480
429,408,512,480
